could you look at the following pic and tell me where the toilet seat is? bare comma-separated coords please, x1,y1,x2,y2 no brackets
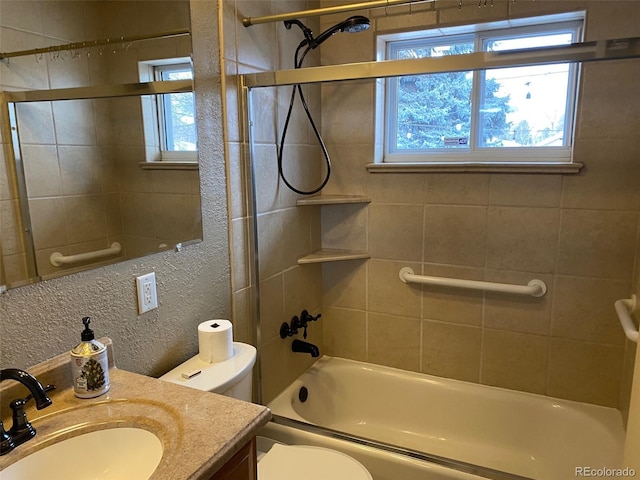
258,443,372,480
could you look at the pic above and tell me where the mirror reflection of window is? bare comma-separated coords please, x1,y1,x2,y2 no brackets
154,64,197,155
139,58,198,164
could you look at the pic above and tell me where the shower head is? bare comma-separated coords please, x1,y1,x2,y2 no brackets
313,15,370,47
284,15,371,50
279,16,370,195
339,15,371,33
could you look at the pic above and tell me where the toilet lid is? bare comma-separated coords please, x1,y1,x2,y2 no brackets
258,444,372,480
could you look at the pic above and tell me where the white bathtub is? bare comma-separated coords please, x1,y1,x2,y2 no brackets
266,356,626,480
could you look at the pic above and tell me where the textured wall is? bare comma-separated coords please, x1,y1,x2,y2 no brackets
0,0,231,378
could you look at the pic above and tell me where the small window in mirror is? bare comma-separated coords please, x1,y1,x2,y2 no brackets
154,63,197,157
139,58,197,164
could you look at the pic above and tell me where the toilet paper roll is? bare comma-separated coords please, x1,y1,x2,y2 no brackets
198,319,233,364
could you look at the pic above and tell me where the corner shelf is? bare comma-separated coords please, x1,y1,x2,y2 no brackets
296,194,371,265
297,249,370,265
296,194,371,206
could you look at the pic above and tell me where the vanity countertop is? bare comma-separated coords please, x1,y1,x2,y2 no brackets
0,340,271,479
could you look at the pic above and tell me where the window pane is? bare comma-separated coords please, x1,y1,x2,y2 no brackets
163,92,197,151
478,33,573,148
391,41,473,151
161,68,197,152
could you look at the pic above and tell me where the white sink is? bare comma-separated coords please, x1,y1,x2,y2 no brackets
1,427,163,479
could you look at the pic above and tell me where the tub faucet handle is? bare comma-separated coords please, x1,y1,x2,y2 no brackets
300,310,321,339
301,310,321,323
280,310,322,339
280,315,301,339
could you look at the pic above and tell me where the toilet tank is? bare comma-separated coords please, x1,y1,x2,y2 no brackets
159,342,256,402
219,371,253,401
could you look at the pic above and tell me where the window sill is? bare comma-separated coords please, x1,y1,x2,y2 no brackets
366,162,583,174
139,161,199,171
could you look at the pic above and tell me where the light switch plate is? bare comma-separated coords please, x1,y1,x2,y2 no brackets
136,272,158,314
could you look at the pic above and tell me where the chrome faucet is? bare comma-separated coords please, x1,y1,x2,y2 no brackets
0,368,54,455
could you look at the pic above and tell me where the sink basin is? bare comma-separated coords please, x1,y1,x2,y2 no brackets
1,427,163,479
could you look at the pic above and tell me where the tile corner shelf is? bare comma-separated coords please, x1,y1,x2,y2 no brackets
297,193,370,265
297,249,370,265
296,194,371,206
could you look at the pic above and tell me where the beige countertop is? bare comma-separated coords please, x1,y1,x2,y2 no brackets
0,340,271,479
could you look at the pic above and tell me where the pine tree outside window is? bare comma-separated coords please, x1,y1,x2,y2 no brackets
379,13,584,165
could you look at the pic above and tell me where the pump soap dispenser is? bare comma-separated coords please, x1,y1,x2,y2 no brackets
71,317,110,398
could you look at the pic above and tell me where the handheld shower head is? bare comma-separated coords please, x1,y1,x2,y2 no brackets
313,15,370,47
278,15,371,196
284,15,370,50
284,19,315,47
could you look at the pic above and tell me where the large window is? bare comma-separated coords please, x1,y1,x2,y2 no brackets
380,14,583,164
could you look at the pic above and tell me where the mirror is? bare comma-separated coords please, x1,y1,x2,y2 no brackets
0,0,201,291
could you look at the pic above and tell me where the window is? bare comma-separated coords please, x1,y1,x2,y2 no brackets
139,58,197,164
378,13,584,165
154,63,197,157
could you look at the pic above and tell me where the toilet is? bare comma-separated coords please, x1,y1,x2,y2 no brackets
160,342,372,480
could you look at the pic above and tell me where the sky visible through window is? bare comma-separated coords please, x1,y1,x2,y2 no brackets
483,33,573,147
161,69,197,152
388,27,577,154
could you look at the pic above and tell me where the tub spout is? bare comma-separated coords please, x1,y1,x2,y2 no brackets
292,339,320,357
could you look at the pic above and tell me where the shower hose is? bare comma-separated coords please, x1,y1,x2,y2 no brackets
277,44,331,195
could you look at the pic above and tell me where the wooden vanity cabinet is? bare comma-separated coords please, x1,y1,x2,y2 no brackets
209,438,257,480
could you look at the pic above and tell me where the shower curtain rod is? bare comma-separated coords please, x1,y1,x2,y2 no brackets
242,0,432,27
0,28,190,60
3,79,193,103
242,36,640,88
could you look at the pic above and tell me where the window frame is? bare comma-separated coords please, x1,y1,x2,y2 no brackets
138,57,197,164
377,13,584,166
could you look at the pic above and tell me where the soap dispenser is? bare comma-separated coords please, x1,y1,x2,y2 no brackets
71,317,110,398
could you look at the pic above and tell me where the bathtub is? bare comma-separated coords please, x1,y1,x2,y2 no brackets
266,356,626,480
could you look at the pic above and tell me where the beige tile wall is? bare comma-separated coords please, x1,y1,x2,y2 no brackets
222,0,325,403
14,96,122,279
1,1,121,281
220,0,640,410
315,0,640,409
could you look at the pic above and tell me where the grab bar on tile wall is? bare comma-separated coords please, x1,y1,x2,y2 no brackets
50,242,122,267
615,295,638,343
398,267,547,298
